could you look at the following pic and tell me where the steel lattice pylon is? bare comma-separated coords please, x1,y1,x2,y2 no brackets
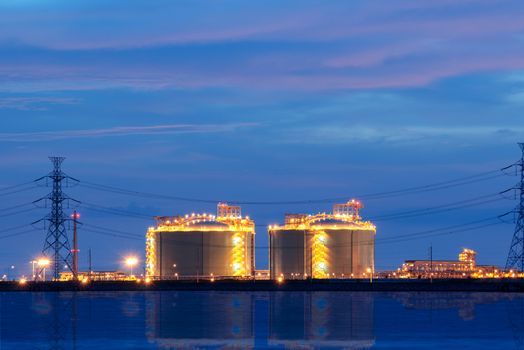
36,157,79,280
506,143,524,271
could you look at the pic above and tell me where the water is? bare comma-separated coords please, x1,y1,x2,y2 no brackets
1,291,523,349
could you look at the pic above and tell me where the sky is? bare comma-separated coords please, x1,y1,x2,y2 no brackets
0,0,523,276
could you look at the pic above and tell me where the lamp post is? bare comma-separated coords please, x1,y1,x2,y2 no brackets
125,257,138,277
367,267,373,284
37,258,50,281
30,260,37,281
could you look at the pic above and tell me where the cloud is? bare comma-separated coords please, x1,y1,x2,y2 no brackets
282,125,524,145
0,1,523,92
0,97,79,110
0,123,257,142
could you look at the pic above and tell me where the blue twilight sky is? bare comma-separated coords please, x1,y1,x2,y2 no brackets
0,0,523,275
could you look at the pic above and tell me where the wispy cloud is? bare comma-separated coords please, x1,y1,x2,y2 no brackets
0,123,257,142
282,125,524,145
0,97,79,110
0,1,523,92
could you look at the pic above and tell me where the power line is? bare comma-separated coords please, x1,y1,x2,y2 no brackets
0,185,37,197
0,223,32,234
80,202,153,219
0,207,36,218
0,202,34,213
78,191,508,224
82,215,504,248
82,223,142,238
0,181,35,192
371,198,504,222
0,229,37,240
77,167,507,205
82,228,143,241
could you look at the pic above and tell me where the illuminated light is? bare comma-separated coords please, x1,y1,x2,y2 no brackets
277,276,284,284
145,277,151,284
19,278,27,285
136,278,142,283
37,258,50,267
210,277,215,282
233,236,242,245
125,257,139,267
81,277,89,284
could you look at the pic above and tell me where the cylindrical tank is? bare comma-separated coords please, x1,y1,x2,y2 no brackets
351,229,375,276
147,208,255,279
310,219,354,278
268,202,376,280
269,228,306,279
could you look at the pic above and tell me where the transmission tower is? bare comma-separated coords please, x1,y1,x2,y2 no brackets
34,157,79,280
506,143,524,271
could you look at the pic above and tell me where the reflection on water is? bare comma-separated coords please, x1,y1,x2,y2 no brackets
268,293,374,349
0,291,523,349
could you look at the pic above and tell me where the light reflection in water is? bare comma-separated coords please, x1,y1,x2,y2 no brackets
0,292,522,349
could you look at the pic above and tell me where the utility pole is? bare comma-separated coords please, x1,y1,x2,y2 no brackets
34,157,79,280
430,244,433,281
506,143,524,271
88,248,92,278
71,211,80,280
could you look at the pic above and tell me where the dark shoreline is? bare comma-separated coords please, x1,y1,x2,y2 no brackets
3,279,524,292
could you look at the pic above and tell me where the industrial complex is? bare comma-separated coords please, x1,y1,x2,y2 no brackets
142,200,376,281
5,143,524,287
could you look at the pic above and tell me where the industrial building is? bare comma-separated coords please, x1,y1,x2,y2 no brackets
146,203,255,279
400,248,501,278
269,200,376,279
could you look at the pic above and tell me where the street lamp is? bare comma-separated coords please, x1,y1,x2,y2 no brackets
30,260,37,281
366,267,373,283
37,258,50,281
125,257,139,277
172,263,177,279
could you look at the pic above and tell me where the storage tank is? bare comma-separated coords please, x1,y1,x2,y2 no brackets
146,203,255,279
269,228,306,279
268,200,375,279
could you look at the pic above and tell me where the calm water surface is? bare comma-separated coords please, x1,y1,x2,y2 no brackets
1,291,523,349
